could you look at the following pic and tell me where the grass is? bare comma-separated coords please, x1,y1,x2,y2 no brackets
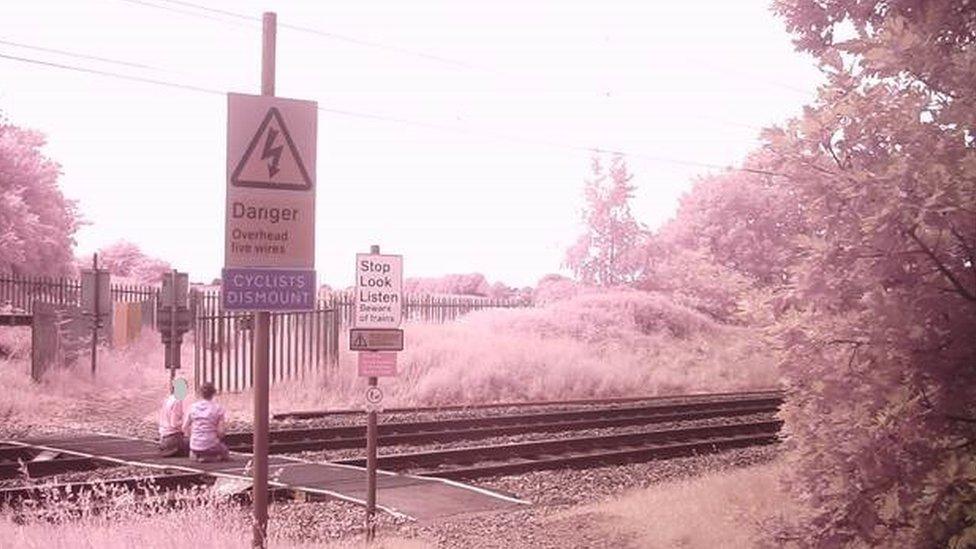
0,289,785,546
0,489,427,549
0,289,778,428
558,461,801,548
224,289,778,416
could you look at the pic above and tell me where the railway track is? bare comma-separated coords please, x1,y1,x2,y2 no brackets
226,391,783,454
273,389,784,419
1,390,784,495
334,419,783,479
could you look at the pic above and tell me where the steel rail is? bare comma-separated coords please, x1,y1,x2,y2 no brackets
273,388,784,419
334,419,783,474
0,472,211,506
0,456,106,481
225,400,781,454
416,432,780,480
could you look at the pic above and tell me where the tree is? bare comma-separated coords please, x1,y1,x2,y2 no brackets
565,153,646,287
766,2,976,545
641,158,809,321
94,241,171,284
0,122,78,276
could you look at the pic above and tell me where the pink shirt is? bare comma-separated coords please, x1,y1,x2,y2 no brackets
158,395,183,438
183,400,226,451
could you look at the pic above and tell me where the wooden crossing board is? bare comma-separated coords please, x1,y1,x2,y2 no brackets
3,433,527,520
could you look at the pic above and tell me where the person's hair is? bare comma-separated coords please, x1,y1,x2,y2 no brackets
199,382,216,400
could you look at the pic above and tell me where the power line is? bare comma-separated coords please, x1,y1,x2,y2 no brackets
119,0,814,100
0,50,781,177
120,0,477,70
117,0,258,29
0,38,160,71
0,52,223,95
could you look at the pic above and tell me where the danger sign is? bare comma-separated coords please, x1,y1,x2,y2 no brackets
224,93,317,312
354,254,402,328
225,93,316,270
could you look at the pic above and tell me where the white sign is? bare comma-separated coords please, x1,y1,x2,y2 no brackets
365,385,383,411
354,254,402,328
225,93,317,269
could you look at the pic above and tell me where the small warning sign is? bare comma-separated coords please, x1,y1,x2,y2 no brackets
358,351,397,377
349,328,404,351
232,107,312,191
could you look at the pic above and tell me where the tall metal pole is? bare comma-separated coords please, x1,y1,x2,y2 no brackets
90,253,99,377
365,244,379,541
252,11,276,549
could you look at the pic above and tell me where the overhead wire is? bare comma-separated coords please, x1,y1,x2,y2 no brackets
0,38,161,71
123,0,815,99
0,46,784,177
119,0,477,70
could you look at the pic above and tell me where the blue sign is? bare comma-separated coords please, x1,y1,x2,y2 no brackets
221,267,316,311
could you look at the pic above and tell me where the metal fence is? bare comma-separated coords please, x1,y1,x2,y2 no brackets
2,273,529,393
192,290,340,392
326,291,529,326
191,289,528,392
0,273,158,320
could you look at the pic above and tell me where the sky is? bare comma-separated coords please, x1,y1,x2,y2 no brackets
0,0,823,288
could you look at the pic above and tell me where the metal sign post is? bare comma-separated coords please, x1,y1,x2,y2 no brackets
224,13,317,548
355,244,403,541
254,13,274,549
365,245,379,541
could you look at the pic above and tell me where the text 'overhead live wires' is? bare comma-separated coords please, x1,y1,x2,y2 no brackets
0,37,789,178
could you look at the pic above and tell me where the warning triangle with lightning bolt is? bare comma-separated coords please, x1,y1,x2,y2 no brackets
353,333,368,348
231,107,312,191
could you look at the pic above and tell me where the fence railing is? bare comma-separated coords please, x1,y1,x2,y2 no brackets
0,273,158,318
190,289,529,392
192,289,528,326
3,273,530,393
192,305,340,393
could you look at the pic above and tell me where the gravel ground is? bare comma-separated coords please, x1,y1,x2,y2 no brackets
3,390,782,547
286,411,777,464
385,445,781,548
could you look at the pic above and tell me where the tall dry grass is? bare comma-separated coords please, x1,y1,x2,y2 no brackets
0,289,777,426
0,486,426,549
224,289,778,416
560,461,801,548
0,333,192,437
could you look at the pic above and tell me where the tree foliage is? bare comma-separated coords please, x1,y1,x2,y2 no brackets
92,241,171,284
641,160,808,321
764,1,976,545
0,123,78,276
565,154,646,287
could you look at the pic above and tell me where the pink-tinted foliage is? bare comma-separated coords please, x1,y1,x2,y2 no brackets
565,153,647,287
639,159,806,322
88,240,171,284
403,273,493,297
0,122,79,276
532,273,581,305
766,2,976,545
